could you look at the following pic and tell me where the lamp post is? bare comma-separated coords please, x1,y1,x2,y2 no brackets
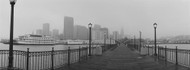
110,35,111,47
104,32,106,47
153,23,157,56
134,35,136,49
8,0,16,69
139,31,141,52
88,23,92,56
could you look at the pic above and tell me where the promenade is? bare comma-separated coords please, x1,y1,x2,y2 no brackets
59,44,190,70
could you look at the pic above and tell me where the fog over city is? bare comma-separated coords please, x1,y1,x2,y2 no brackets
1,0,190,39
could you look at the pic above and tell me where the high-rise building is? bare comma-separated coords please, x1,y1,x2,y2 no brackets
64,16,74,40
92,24,101,40
43,23,50,36
36,29,43,35
113,31,119,40
100,27,109,39
120,28,124,39
74,25,88,40
52,29,59,40
91,24,109,40
59,33,64,40
93,24,101,29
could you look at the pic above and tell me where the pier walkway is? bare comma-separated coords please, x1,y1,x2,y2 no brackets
58,44,189,70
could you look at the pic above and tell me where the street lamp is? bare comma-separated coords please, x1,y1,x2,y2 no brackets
9,0,16,69
104,32,106,47
88,23,92,56
110,35,111,47
134,35,136,50
153,23,157,56
139,31,141,52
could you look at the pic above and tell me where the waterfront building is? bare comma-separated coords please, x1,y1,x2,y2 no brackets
74,25,88,40
113,31,119,40
91,24,109,41
64,16,74,40
120,28,124,39
52,29,59,40
92,24,101,40
100,27,109,39
36,29,43,35
43,23,50,36
59,33,64,40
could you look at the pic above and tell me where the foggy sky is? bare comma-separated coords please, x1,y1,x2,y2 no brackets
1,0,190,39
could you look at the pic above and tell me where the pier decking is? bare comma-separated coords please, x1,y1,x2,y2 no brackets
58,44,189,70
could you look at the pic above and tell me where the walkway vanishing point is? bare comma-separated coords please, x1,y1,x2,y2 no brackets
58,44,189,70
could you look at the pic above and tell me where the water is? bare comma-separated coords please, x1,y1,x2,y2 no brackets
146,44,190,50
0,43,97,51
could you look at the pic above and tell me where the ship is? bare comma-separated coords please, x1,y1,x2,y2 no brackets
3,34,56,45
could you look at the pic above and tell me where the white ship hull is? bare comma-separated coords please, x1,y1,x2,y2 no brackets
16,41,55,45
9,34,57,45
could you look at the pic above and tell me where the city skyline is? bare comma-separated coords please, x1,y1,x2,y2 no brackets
32,21,124,40
32,17,119,40
1,0,190,39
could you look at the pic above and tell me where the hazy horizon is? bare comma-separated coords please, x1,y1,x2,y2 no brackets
1,0,190,39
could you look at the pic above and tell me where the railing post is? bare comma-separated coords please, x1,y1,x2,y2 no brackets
86,47,88,60
157,46,159,59
158,46,160,59
26,48,29,70
152,45,154,55
176,46,178,65
68,47,71,66
51,47,54,70
148,45,149,55
79,46,81,63
165,46,167,65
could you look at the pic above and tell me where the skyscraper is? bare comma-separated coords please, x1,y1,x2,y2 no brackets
92,24,109,40
100,27,109,39
52,29,59,39
43,23,50,36
36,29,43,35
92,24,101,40
64,16,74,40
113,31,119,40
74,25,88,40
120,28,124,39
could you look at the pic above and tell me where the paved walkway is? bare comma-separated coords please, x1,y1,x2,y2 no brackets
59,44,189,70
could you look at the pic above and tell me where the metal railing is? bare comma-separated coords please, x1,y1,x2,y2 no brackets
0,46,96,70
0,44,117,70
129,44,190,68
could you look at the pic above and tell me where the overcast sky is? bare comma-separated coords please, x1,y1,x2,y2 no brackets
1,0,190,39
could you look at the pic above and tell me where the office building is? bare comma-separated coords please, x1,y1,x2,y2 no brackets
120,28,124,39
36,29,43,35
74,25,88,40
52,29,59,40
43,23,50,36
64,16,74,40
113,31,119,40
